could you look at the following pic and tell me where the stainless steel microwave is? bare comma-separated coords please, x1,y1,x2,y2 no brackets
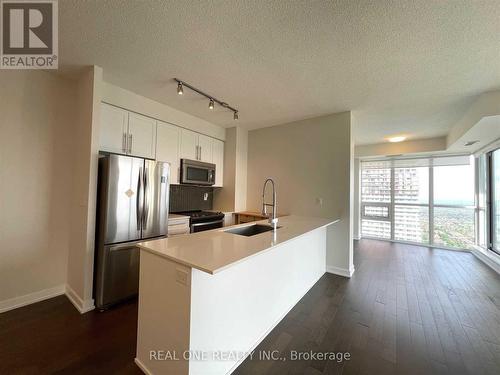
180,159,216,185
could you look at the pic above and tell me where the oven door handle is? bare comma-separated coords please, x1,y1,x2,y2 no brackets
191,219,224,227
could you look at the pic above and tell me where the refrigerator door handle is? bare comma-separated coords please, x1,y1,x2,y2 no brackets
143,165,149,230
136,166,143,230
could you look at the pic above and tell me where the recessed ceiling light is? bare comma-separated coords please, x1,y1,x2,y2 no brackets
388,136,406,143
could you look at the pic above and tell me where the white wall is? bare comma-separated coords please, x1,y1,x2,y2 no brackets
66,66,102,313
213,127,248,212
102,81,225,141
447,90,500,148
246,112,354,276
0,66,228,313
355,136,447,158
0,71,76,310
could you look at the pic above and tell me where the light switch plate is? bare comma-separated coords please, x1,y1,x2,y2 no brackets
175,268,189,286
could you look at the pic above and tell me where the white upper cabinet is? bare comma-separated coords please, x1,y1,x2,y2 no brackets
180,129,199,160
100,103,156,159
156,121,180,184
100,103,128,154
198,134,213,163
100,103,224,186
180,129,214,163
212,139,224,187
127,112,156,159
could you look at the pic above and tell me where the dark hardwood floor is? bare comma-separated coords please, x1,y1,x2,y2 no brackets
1,240,500,374
0,296,142,374
235,240,500,375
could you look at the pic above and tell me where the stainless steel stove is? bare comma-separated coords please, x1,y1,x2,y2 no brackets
177,210,225,233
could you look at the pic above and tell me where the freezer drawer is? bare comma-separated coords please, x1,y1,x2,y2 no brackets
95,243,140,309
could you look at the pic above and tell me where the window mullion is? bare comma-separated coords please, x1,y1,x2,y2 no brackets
429,163,434,246
390,167,395,240
475,156,479,246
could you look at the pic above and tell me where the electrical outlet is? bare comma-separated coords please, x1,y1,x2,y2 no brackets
316,197,323,206
203,192,208,201
176,268,189,286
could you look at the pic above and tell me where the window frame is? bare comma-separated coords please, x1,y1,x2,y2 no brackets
360,156,476,250
487,148,500,255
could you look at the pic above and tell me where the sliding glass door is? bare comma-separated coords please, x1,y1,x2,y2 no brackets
491,149,500,253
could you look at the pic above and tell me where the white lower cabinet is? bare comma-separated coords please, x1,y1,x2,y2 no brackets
156,121,180,184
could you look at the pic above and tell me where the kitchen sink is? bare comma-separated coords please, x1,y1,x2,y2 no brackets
224,224,280,237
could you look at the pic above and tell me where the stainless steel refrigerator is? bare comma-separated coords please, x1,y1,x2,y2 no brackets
94,153,170,309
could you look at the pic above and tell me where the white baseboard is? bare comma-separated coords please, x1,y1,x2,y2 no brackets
134,358,153,375
471,247,500,275
65,284,95,314
326,265,355,278
0,284,66,313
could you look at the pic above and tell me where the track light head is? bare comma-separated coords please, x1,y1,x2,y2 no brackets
175,79,238,119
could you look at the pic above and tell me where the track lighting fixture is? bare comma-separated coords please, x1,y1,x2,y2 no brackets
174,78,239,120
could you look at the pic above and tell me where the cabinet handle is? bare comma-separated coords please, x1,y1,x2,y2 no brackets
199,146,202,160
122,133,127,153
128,134,133,154
196,145,199,160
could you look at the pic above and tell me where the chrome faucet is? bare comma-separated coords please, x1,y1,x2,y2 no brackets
262,178,278,229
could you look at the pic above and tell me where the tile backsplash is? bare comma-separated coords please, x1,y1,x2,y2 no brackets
169,185,213,212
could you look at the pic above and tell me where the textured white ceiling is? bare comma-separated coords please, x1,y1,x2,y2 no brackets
59,0,500,144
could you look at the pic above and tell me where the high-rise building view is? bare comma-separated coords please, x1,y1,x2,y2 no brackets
361,159,475,249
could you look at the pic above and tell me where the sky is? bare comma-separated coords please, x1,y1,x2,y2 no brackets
433,164,475,206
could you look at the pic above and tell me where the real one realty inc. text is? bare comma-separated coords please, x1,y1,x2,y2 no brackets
149,350,351,363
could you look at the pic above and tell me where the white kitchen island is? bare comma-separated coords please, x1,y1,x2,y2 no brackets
135,215,339,375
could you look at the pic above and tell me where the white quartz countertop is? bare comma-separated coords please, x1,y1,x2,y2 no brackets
138,215,339,274
168,213,190,220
